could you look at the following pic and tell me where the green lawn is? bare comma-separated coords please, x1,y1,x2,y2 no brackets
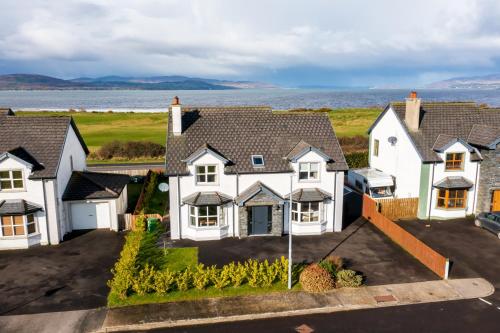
143,175,169,215
163,247,198,271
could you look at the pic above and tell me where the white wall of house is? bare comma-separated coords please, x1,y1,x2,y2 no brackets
428,141,480,219
55,126,87,237
370,107,422,198
170,150,344,240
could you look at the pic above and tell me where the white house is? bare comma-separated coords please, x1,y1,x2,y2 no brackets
366,92,500,219
166,97,347,241
0,109,129,250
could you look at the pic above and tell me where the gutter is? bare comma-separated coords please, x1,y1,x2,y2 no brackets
177,174,181,239
472,161,480,214
235,172,239,238
333,172,337,230
41,179,51,245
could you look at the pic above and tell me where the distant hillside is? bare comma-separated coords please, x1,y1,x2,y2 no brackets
0,74,275,90
427,73,500,89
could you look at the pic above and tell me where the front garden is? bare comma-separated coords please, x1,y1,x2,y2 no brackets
107,216,363,307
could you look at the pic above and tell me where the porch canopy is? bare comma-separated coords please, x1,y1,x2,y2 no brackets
182,191,233,206
434,176,474,189
286,188,331,202
235,181,284,207
0,199,43,216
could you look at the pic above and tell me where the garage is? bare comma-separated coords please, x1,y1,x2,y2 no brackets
70,202,111,229
63,171,129,231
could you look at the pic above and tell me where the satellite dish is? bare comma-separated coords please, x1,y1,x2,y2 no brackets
158,183,169,192
388,136,398,146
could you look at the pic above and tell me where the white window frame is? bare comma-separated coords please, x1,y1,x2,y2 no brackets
189,205,224,227
0,169,25,191
298,162,320,181
291,201,322,223
195,165,218,185
0,214,38,237
251,155,265,167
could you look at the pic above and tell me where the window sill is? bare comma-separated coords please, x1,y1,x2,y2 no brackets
195,183,219,186
435,207,467,211
298,179,321,183
188,225,229,231
0,189,27,193
292,220,327,226
0,232,40,240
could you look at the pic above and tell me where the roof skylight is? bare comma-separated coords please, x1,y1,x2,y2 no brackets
251,155,264,167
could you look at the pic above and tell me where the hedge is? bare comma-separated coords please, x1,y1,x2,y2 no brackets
344,151,369,168
92,140,165,160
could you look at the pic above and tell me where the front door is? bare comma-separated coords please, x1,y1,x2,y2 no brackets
250,206,271,235
492,190,500,211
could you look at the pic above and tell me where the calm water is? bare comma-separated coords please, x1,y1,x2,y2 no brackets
0,89,499,112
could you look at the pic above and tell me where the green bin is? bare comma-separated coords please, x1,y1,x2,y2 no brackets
147,218,160,232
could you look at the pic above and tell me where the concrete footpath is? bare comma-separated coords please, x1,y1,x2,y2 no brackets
97,278,494,332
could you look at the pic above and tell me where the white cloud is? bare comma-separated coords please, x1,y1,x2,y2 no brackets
0,0,500,84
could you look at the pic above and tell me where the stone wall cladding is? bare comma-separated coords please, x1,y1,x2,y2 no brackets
476,147,500,213
238,204,283,237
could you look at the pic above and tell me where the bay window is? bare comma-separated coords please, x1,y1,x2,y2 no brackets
292,202,322,223
299,163,320,181
0,170,24,190
1,214,37,237
196,165,217,184
189,205,224,227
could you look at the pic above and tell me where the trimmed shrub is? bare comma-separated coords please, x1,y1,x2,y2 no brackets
132,264,156,296
210,265,232,290
299,263,335,293
336,269,363,288
276,256,289,286
319,255,344,277
260,260,278,287
153,269,176,295
176,269,192,291
192,264,211,290
227,262,247,287
245,259,261,288
345,151,369,168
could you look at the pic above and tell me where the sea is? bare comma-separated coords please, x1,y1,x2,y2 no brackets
0,88,499,112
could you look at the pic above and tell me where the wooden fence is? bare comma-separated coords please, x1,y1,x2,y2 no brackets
362,195,449,279
119,213,165,231
374,197,419,220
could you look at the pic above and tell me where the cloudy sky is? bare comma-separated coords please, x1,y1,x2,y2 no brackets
1,0,500,87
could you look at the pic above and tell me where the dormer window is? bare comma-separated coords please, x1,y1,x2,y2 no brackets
0,170,24,190
445,153,464,171
299,162,320,181
196,165,217,184
251,155,264,167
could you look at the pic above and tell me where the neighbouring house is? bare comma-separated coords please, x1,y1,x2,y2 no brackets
165,97,347,241
365,92,500,219
0,109,129,250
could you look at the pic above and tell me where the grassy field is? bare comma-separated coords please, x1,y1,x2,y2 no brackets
18,108,380,163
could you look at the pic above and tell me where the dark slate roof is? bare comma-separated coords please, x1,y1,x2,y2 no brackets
286,188,332,202
182,192,233,206
0,199,43,216
434,176,474,189
166,107,347,175
467,124,500,148
235,181,284,205
62,171,129,201
370,102,500,163
0,111,89,179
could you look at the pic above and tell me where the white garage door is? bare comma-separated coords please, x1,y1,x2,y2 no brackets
71,202,111,229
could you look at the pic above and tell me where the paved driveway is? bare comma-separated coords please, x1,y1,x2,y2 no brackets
171,217,437,286
0,230,124,315
398,218,500,303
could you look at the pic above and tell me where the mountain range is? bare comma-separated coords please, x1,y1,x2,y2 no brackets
0,74,276,90
426,73,500,89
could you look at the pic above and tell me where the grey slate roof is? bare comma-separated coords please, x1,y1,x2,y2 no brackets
182,192,233,206
166,106,347,175
370,102,500,163
62,171,129,201
434,176,474,189
235,181,284,205
0,199,43,216
467,124,500,148
286,188,332,202
0,110,89,179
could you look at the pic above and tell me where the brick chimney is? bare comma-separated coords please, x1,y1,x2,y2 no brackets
171,96,182,136
405,91,421,132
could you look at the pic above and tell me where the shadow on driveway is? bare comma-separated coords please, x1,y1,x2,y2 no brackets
0,230,124,315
